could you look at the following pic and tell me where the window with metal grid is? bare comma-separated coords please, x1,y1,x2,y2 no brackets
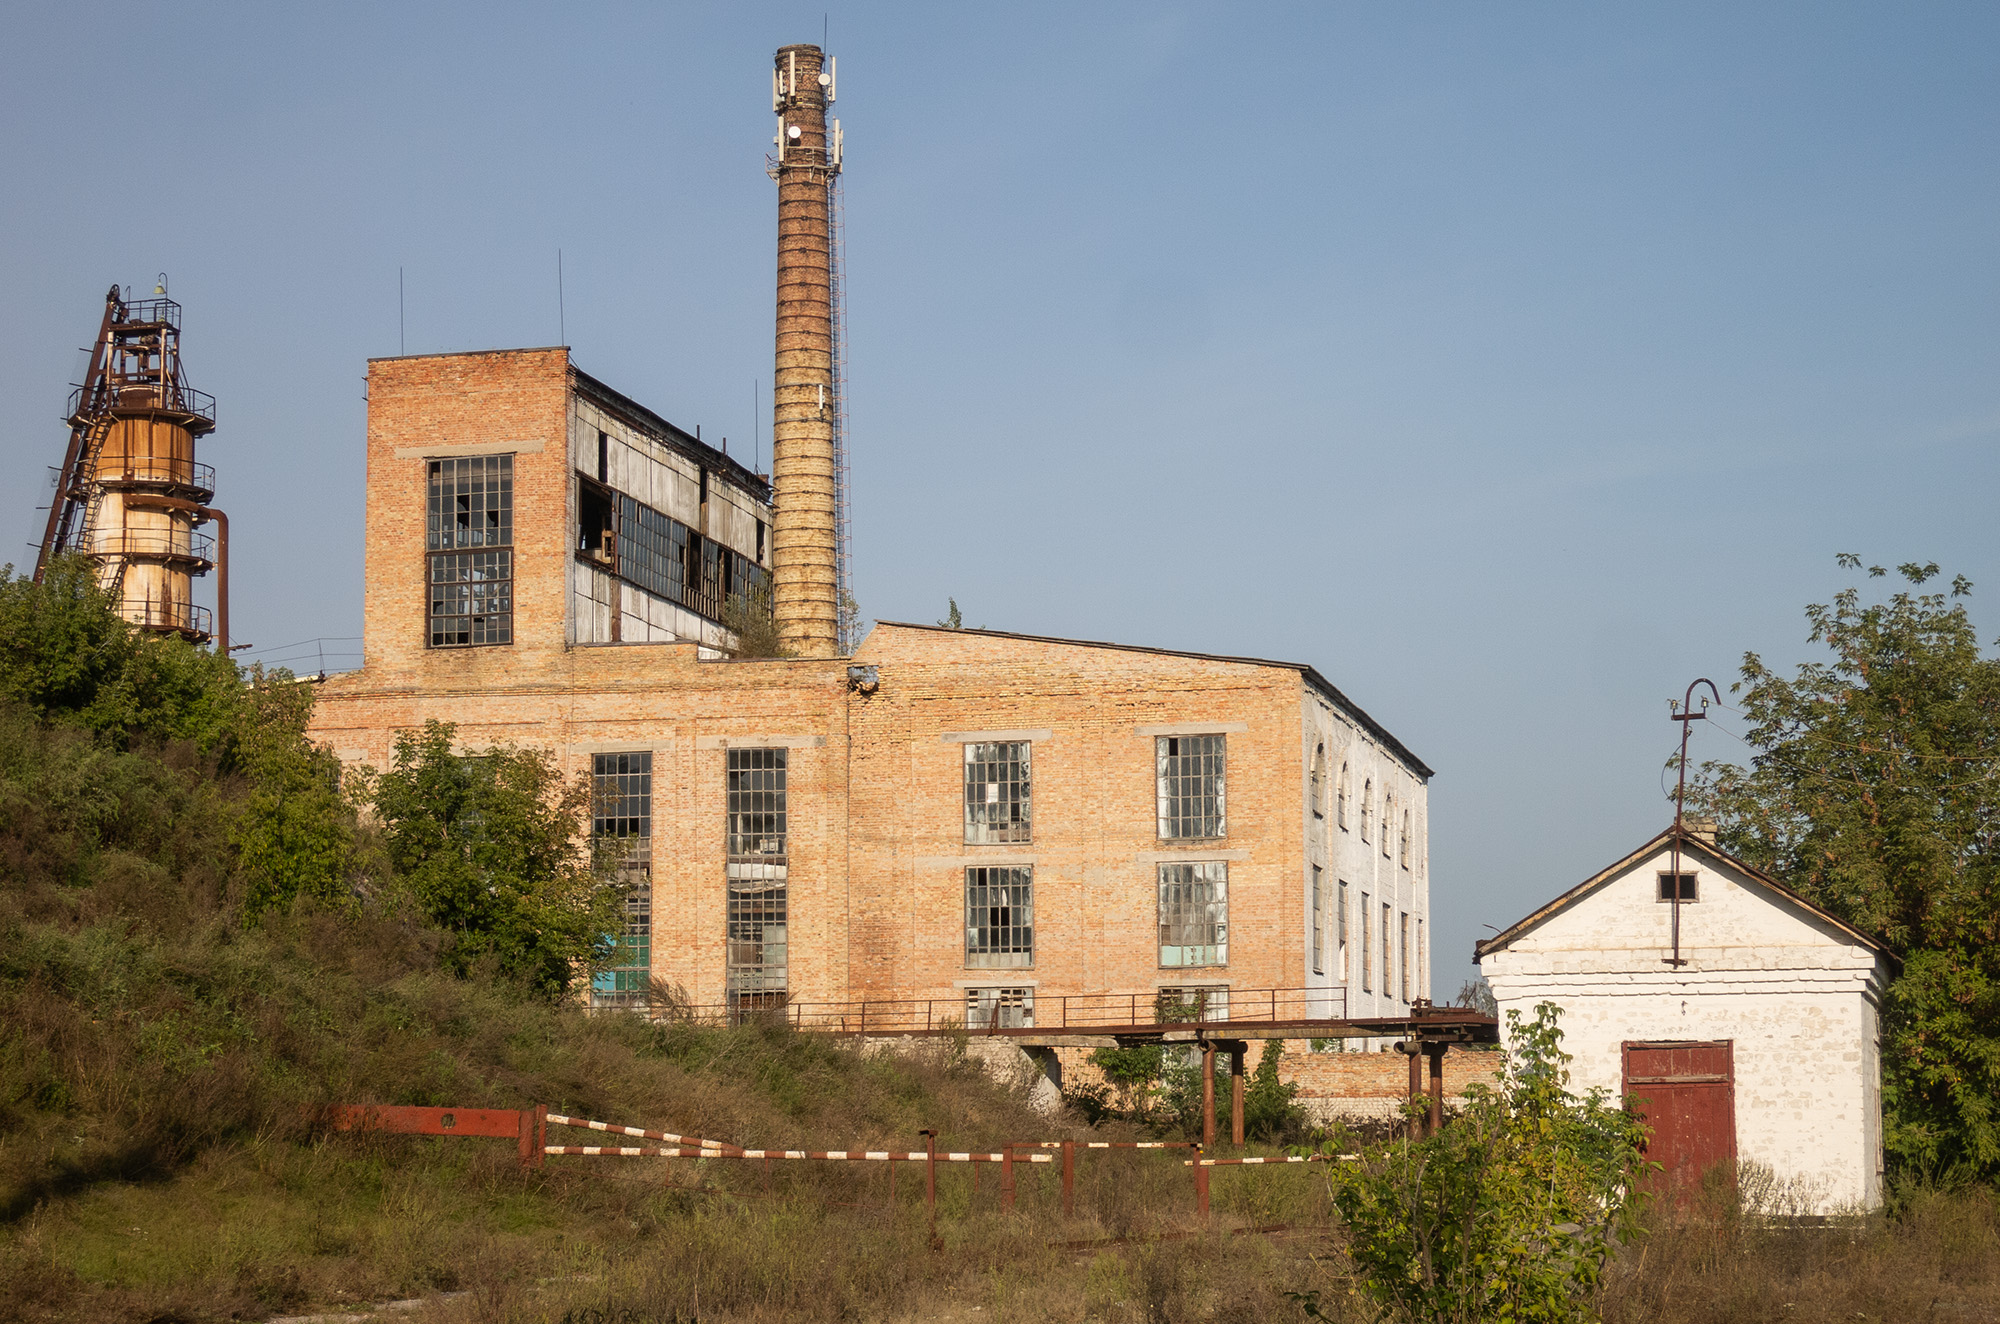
427,455,513,647
726,748,788,1002
592,751,653,855
1156,734,1226,840
965,987,1034,1029
727,747,787,857
1312,865,1324,976
593,886,652,1006
726,861,788,1000
965,865,1033,968
964,741,1031,844
1157,860,1228,968
590,752,653,1007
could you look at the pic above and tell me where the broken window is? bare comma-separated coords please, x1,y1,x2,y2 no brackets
965,866,1033,968
1401,809,1413,869
1157,985,1230,1023
1156,734,1226,840
1360,779,1373,842
578,478,616,568
1657,872,1698,902
1337,761,1350,830
964,741,1031,844
1382,789,1396,857
590,752,652,1008
427,455,513,647
965,987,1033,1030
1312,865,1325,976
1158,861,1228,968
727,748,788,1005
1311,744,1326,819
1361,890,1372,991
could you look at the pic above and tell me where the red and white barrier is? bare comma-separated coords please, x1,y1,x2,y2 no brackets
1185,1154,1357,1166
545,1113,740,1154
547,1144,1051,1163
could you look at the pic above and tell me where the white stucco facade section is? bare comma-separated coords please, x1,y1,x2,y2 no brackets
1301,691,1429,1023
1479,842,1890,1213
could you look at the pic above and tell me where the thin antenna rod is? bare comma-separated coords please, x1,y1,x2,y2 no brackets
399,267,405,356
558,249,566,346
1666,677,1721,968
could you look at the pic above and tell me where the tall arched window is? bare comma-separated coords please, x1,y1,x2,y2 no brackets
1400,809,1412,869
1337,762,1350,830
1310,744,1326,819
1382,789,1395,857
1361,779,1373,841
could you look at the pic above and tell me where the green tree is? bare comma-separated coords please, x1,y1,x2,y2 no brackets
0,556,242,753
1302,1004,1648,1324
1685,557,2000,1177
229,674,359,915
371,720,620,995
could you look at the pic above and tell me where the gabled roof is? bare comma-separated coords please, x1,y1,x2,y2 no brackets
866,620,1433,778
1473,825,1895,964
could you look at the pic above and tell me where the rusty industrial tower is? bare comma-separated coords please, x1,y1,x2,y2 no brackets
35,285,230,651
769,44,848,657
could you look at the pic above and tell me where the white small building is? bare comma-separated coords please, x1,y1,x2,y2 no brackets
1475,826,1894,1213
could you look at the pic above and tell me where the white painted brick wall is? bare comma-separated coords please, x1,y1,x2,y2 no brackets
1481,841,1890,1213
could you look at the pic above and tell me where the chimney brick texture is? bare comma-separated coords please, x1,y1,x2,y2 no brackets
771,44,840,657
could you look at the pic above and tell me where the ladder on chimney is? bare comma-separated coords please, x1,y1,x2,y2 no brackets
827,171,856,653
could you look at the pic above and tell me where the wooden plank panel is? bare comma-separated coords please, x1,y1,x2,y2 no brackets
1623,1041,1736,1205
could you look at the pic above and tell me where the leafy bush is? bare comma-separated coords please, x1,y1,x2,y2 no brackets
1302,1004,1648,1324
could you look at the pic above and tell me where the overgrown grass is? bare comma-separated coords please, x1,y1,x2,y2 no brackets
1600,1177,2000,1324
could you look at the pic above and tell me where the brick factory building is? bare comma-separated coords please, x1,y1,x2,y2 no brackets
307,45,1437,1060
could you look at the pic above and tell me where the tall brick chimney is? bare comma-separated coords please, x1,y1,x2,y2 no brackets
770,44,842,656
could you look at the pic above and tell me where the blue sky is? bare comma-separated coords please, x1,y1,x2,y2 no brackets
3,3,1995,990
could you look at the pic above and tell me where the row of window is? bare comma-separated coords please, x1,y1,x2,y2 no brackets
589,744,1420,1007
1308,743,1418,871
580,477,769,625
425,452,772,650
964,734,1227,844
1310,867,1422,1004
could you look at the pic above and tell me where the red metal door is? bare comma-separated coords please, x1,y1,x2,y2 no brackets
1623,1041,1735,1203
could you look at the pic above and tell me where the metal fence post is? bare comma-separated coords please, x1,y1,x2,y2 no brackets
1230,1047,1246,1147
1201,1042,1217,1148
1061,1139,1076,1217
1194,1142,1210,1218
1001,1143,1015,1211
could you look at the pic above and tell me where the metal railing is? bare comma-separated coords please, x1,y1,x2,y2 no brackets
93,459,216,496
627,987,1433,1036
91,530,215,564
69,382,218,425
116,597,211,638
